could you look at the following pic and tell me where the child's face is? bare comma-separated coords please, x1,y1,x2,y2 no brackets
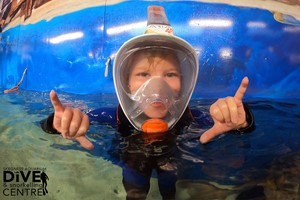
128,52,181,118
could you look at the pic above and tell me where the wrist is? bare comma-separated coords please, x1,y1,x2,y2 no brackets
41,113,61,135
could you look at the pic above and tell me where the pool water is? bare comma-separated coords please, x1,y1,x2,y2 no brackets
0,90,299,200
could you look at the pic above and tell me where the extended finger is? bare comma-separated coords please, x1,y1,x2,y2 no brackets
61,107,73,138
50,90,64,113
234,77,249,102
200,124,223,144
68,108,83,137
75,136,94,150
225,97,238,124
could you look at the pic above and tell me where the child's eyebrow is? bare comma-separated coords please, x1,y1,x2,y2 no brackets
163,66,180,71
132,65,150,70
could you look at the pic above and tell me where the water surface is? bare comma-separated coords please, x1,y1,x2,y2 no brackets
0,90,299,199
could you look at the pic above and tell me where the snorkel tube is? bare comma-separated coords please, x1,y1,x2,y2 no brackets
4,67,28,93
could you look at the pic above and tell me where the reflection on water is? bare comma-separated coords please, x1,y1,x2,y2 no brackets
0,90,299,199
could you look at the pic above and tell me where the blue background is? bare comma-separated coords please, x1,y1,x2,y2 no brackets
1,1,300,99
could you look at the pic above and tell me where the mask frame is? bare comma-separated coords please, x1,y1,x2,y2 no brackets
113,34,199,133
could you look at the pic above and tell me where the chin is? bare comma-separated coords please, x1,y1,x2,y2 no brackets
144,108,168,119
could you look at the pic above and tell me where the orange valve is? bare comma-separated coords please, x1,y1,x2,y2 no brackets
4,86,19,93
141,119,168,133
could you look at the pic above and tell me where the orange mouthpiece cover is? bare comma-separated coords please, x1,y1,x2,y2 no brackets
141,119,168,134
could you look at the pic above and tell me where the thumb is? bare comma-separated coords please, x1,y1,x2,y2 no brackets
75,136,94,150
50,90,64,113
200,124,223,144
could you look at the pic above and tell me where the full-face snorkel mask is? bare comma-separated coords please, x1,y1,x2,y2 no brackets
113,6,199,133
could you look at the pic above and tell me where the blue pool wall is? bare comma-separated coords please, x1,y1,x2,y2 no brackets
1,1,300,99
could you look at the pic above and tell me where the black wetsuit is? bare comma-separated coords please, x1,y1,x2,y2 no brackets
41,104,255,200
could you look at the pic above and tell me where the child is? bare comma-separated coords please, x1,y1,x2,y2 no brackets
41,5,255,199
41,5,254,150
41,46,254,147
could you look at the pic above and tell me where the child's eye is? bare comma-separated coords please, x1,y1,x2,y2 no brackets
165,72,179,77
136,72,150,77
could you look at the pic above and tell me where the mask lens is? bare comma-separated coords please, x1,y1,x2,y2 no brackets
113,35,199,132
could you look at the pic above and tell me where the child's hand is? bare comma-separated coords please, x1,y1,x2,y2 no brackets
200,77,249,144
50,90,94,150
